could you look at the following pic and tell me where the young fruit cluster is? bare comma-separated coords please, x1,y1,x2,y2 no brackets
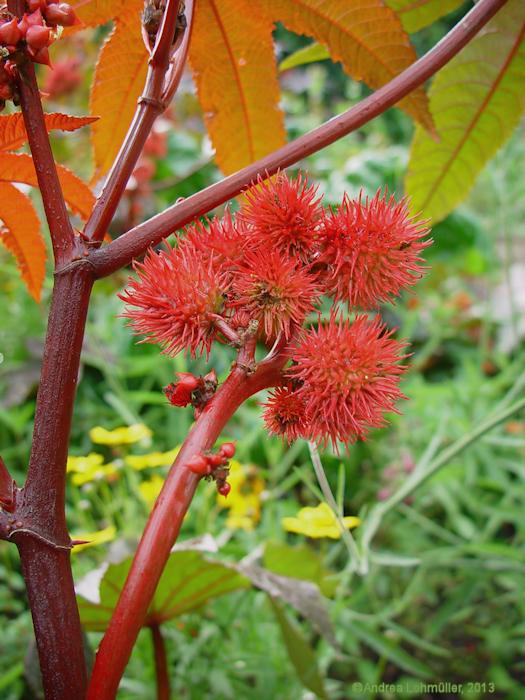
0,1,78,110
187,443,236,495
121,173,430,450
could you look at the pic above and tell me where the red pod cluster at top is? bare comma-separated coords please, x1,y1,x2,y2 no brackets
0,0,78,109
121,173,431,451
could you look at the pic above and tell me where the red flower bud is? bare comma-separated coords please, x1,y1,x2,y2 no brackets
26,9,44,27
44,3,77,27
207,453,224,468
30,46,51,65
219,442,236,459
217,482,231,497
187,454,210,475
0,83,13,100
163,372,200,407
0,18,22,46
26,25,50,50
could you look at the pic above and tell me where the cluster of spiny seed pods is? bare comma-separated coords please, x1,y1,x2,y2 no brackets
0,0,78,110
121,173,430,452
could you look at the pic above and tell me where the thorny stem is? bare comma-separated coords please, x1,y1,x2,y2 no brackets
88,0,508,278
87,349,286,699
150,624,171,700
83,0,192,243
7,0,77,267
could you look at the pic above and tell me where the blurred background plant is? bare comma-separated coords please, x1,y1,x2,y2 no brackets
1,7,525,700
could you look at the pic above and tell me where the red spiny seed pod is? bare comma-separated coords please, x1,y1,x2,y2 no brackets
319,190,430,309
231,247,319,340
217,482,231,497
263,384,309,443
26,24,50,49
288,313,408,449
240,173,323,262
187,454,210,475
119,243,230,358
219,442,236,459
0,18,22,46
181,213,246,279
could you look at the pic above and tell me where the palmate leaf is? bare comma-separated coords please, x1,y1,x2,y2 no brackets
405,0,525,224
89,1,149,180
261,0,433,132
189,0,286,174
385,0,464,34
0,113,97,153
0,183,46,302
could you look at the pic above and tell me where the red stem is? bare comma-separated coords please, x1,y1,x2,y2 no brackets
150,624,171,700
87,354,285,699
89,0,507,279
7,7,77,266
83,0,192,244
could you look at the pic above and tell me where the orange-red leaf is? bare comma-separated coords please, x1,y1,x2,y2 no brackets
70,0,125,28
0,113,98,153
89,4,149,181
0,183,46,302
0,153,95,220
260,0,433,131
189,0,286,174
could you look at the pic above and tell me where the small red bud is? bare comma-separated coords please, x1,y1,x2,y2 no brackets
219,442,236,459
44,2,77,27
26,25,51,49
0,83,13,100
0,18,22,46
17,15,30,37
26,9,44,27
176,372,200,391
207,453,224,468
218,482,231,497
187,454,210,475
30,46,51,65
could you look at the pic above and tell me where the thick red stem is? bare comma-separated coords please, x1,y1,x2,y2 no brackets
87,356,285,699
84,0,192,244
150,624,171,700
89,0,507,279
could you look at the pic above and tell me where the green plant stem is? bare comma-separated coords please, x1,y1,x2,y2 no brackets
358,396,525,573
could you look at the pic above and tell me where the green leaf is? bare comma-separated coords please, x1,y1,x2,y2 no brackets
279,42,329,71
264,541,338,596
269,597,328,700
406,0,525,223
77,549,250,631
385,0,464,34
345,622,434,678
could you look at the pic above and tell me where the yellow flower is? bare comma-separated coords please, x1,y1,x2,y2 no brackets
218,460,265,531
67,453,104,473
89,423,152,446
125,447,180,470
139,474,165,505
282,502,361,539
71,526,116,554
67,453,120,485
